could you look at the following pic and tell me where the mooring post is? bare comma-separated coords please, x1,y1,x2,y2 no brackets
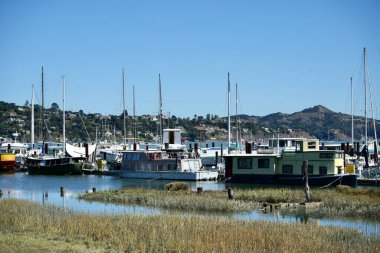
60,186,64,197
0,189,3,198
227,188,234,200
303,160,311,202
92,187,96,193
197,187,203,194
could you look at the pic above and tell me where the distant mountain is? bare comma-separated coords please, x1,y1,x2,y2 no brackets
0,101,378,142
224,105,379,141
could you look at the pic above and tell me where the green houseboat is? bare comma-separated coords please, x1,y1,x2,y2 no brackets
224,139,357,187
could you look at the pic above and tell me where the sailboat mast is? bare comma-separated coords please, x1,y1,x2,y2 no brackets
228,72,231,153
351,77,354,147
41,66,45,142
364,47,368,146
159,74,163,145
235,83,238,149
133,85,136,143
122,68,126,146
62,76,66,154
31,84,34,149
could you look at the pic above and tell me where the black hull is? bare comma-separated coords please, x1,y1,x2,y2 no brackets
28,163,83,175
228,174,358,187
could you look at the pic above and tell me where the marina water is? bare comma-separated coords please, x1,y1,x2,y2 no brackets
0,172,378,235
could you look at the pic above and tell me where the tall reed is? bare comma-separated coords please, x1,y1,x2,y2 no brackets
1,199,379,252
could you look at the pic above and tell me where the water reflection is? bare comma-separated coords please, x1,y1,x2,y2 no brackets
0,172,379,235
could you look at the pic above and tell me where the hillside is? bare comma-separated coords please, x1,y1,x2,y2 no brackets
0,101,378,143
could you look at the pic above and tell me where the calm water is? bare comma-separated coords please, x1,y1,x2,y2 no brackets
0,172,379,235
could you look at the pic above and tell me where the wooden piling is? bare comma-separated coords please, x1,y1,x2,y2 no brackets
302,160,311,202
227,188,234,200
0,189,3,197
197,187,202,194
92,187,96,193
60,186,64,197
215,151,219,167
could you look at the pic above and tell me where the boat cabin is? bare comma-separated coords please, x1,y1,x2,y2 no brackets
121,150,202,173
224,139,346,183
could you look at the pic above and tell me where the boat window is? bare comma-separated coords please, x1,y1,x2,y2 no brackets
319,166,328,175
258,158,269,168
319,153,334,159
282,165,293,174
308,165,313,175
238,158,252,169
303,165,313,175
308,141,317,149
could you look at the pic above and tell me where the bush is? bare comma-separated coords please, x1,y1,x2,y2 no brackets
164,182,189,191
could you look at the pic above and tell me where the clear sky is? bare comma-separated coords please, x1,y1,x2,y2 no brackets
1,0,379,119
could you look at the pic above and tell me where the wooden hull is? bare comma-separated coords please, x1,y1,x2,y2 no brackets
227,174,358,187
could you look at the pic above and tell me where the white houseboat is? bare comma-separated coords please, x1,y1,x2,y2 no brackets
120,129,218,181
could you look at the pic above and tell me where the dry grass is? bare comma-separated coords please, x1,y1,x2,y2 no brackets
1,199,379,253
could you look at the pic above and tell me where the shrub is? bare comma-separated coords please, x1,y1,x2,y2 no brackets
164,182,189,191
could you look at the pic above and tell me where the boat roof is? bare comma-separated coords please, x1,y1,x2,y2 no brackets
223,152,280,158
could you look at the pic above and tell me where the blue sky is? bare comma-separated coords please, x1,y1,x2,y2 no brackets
1,0,379,118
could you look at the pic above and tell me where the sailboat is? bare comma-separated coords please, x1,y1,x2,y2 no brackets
25,75,88,175
356,48,380,181
95,68,129,174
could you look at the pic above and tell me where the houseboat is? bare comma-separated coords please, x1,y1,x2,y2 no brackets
25,142,95,175
25,155,85,175
223,139,357,187
120,129,218,181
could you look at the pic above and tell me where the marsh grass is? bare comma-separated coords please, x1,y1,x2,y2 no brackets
164,181,189,191
80,187,255,212
1,199,379,253
234,186,380,219
80,185,380,219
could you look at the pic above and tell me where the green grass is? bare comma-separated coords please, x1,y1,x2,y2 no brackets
80,187,255,212
1,199,379,253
